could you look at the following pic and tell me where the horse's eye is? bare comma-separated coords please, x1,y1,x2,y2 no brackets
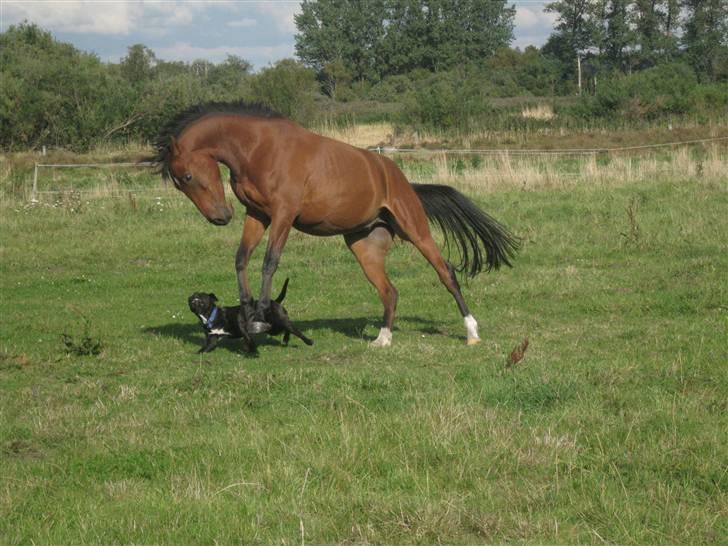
184,173,193,182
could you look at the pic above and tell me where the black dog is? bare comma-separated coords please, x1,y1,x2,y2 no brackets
188,278,313,353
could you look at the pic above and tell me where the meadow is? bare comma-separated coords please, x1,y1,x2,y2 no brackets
0,139,726,544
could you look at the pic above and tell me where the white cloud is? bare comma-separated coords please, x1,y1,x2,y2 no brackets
154,41,294,64
515,4,557,30
227,18,257,29
4,1,132,34
253,2,300,34
1,0,204,35
513,3,558,48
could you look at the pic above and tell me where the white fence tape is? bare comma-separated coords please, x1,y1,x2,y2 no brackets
30,135,727,201
367,136,728,155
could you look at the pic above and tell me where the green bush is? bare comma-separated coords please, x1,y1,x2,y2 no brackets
250,59,318,124
689,83,728,115
569,63,705,120
368,74,416,102
0,23,131,150
399,70,493,132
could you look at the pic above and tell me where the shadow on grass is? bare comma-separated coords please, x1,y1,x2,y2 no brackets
143,315,445,354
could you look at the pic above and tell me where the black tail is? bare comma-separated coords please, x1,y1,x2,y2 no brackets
412,184,520,276
275,277,290,303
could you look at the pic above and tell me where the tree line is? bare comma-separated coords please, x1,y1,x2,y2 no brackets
0,24,318,150
543,0,727,87
295,0,726,92
295,0,516,87
1,0,726,150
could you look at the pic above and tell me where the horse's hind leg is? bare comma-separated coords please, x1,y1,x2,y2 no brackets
414,236,481,345
344,226,398,347
414,236,481,344
387,203,481,345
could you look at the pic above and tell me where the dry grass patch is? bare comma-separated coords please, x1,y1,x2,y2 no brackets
314,122,396,149
521,103,556,121
396,143,727,193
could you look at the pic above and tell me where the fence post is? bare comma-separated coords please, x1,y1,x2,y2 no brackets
32,163,39,202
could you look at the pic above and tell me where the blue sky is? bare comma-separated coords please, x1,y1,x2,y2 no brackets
1,1,557,70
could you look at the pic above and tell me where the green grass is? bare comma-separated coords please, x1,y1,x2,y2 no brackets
0,176,726,544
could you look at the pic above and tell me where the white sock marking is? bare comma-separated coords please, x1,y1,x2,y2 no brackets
370,327,392,347
464,314,480,341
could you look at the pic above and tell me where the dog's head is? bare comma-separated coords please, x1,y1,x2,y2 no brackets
188,292,217,316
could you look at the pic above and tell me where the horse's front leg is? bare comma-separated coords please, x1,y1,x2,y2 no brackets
249,213,294,334
236,213,268,333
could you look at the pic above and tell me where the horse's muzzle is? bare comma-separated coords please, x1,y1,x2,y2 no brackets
208,205,233,226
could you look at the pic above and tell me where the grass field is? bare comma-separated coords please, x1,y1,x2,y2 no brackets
1,156,726,543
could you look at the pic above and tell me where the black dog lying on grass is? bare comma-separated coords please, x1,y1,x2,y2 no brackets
188,278,313,353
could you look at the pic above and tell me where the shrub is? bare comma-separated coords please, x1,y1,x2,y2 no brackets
399,70,493,132
568,63,703,120
368,74,416,102
250,59,318,124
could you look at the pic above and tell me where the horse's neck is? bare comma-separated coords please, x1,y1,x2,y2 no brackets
192,116,260,174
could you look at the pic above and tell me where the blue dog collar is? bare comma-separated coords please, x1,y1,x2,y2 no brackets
204,306,219,330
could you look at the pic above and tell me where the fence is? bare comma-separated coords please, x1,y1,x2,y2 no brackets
31,162,156,202
29,135,728,202
367,135,728,155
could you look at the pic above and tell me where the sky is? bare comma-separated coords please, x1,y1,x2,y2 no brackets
0,1,558,70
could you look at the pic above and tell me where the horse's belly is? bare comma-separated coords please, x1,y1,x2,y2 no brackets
293,214,382,236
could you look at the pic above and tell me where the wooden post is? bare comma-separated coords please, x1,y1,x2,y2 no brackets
32,163,39,202
577,54,582,96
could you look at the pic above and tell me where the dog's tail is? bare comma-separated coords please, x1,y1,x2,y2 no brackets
275,277,290,303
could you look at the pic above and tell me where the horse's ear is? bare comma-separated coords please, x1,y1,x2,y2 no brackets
210,293,218,302
169,137,181,157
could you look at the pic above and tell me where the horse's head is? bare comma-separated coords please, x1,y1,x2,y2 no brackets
166,138,233,226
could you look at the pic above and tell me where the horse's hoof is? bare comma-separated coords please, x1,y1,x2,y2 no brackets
467,337,481,346
249,321,271,334
369,328,392,347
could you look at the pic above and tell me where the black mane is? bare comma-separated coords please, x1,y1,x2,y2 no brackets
150,101,283,179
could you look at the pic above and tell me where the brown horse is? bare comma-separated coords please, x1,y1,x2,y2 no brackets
152,102,518,347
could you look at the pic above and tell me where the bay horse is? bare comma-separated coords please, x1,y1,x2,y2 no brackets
152,102,518,347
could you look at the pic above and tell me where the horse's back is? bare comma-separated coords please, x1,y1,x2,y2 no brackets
247,118,424,235
283,128,395,231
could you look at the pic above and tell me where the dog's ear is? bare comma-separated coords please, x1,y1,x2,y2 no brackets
210,293,218,302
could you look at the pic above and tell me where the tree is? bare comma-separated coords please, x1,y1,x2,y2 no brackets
120,44,157,85
681,0,728,81
208,55,253,98
295,0,515,83
295,0,385,82
546,0,597,55
0,23,130,149
378,0,431,75
629,0,680,68
602,0,634,72
545,0,600,92
250,59,318,123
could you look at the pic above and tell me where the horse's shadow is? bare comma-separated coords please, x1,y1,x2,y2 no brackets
143,315,445,355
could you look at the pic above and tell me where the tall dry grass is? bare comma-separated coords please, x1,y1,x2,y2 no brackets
521,103,555,121
4,134,726,206
314,121,396,149
395,144,728,193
